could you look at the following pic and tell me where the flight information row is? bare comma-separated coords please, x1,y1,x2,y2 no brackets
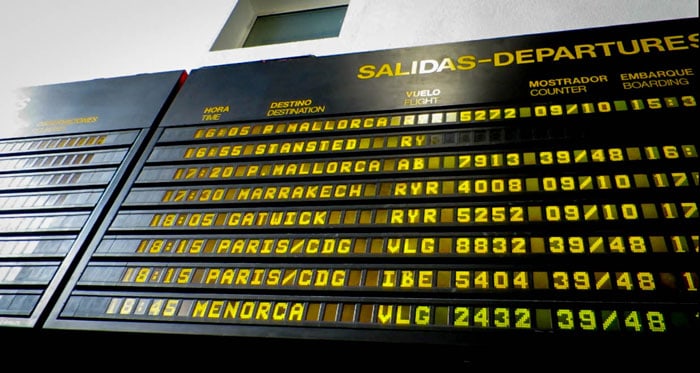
142,144,698,183
96,233,699,257
80,264,699,293
152,127,574,161
61,295,699,334
123,170,699,206
112,201,699,230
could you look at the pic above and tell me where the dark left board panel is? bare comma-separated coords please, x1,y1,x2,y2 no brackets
0,70,186,327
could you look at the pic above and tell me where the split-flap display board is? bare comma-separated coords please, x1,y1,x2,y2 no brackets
2,18,697,351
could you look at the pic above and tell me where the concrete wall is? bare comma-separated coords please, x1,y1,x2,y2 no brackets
1,0,697,90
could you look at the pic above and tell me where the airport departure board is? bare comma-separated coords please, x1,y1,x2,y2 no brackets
45,18,697,349
0,71,185,327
